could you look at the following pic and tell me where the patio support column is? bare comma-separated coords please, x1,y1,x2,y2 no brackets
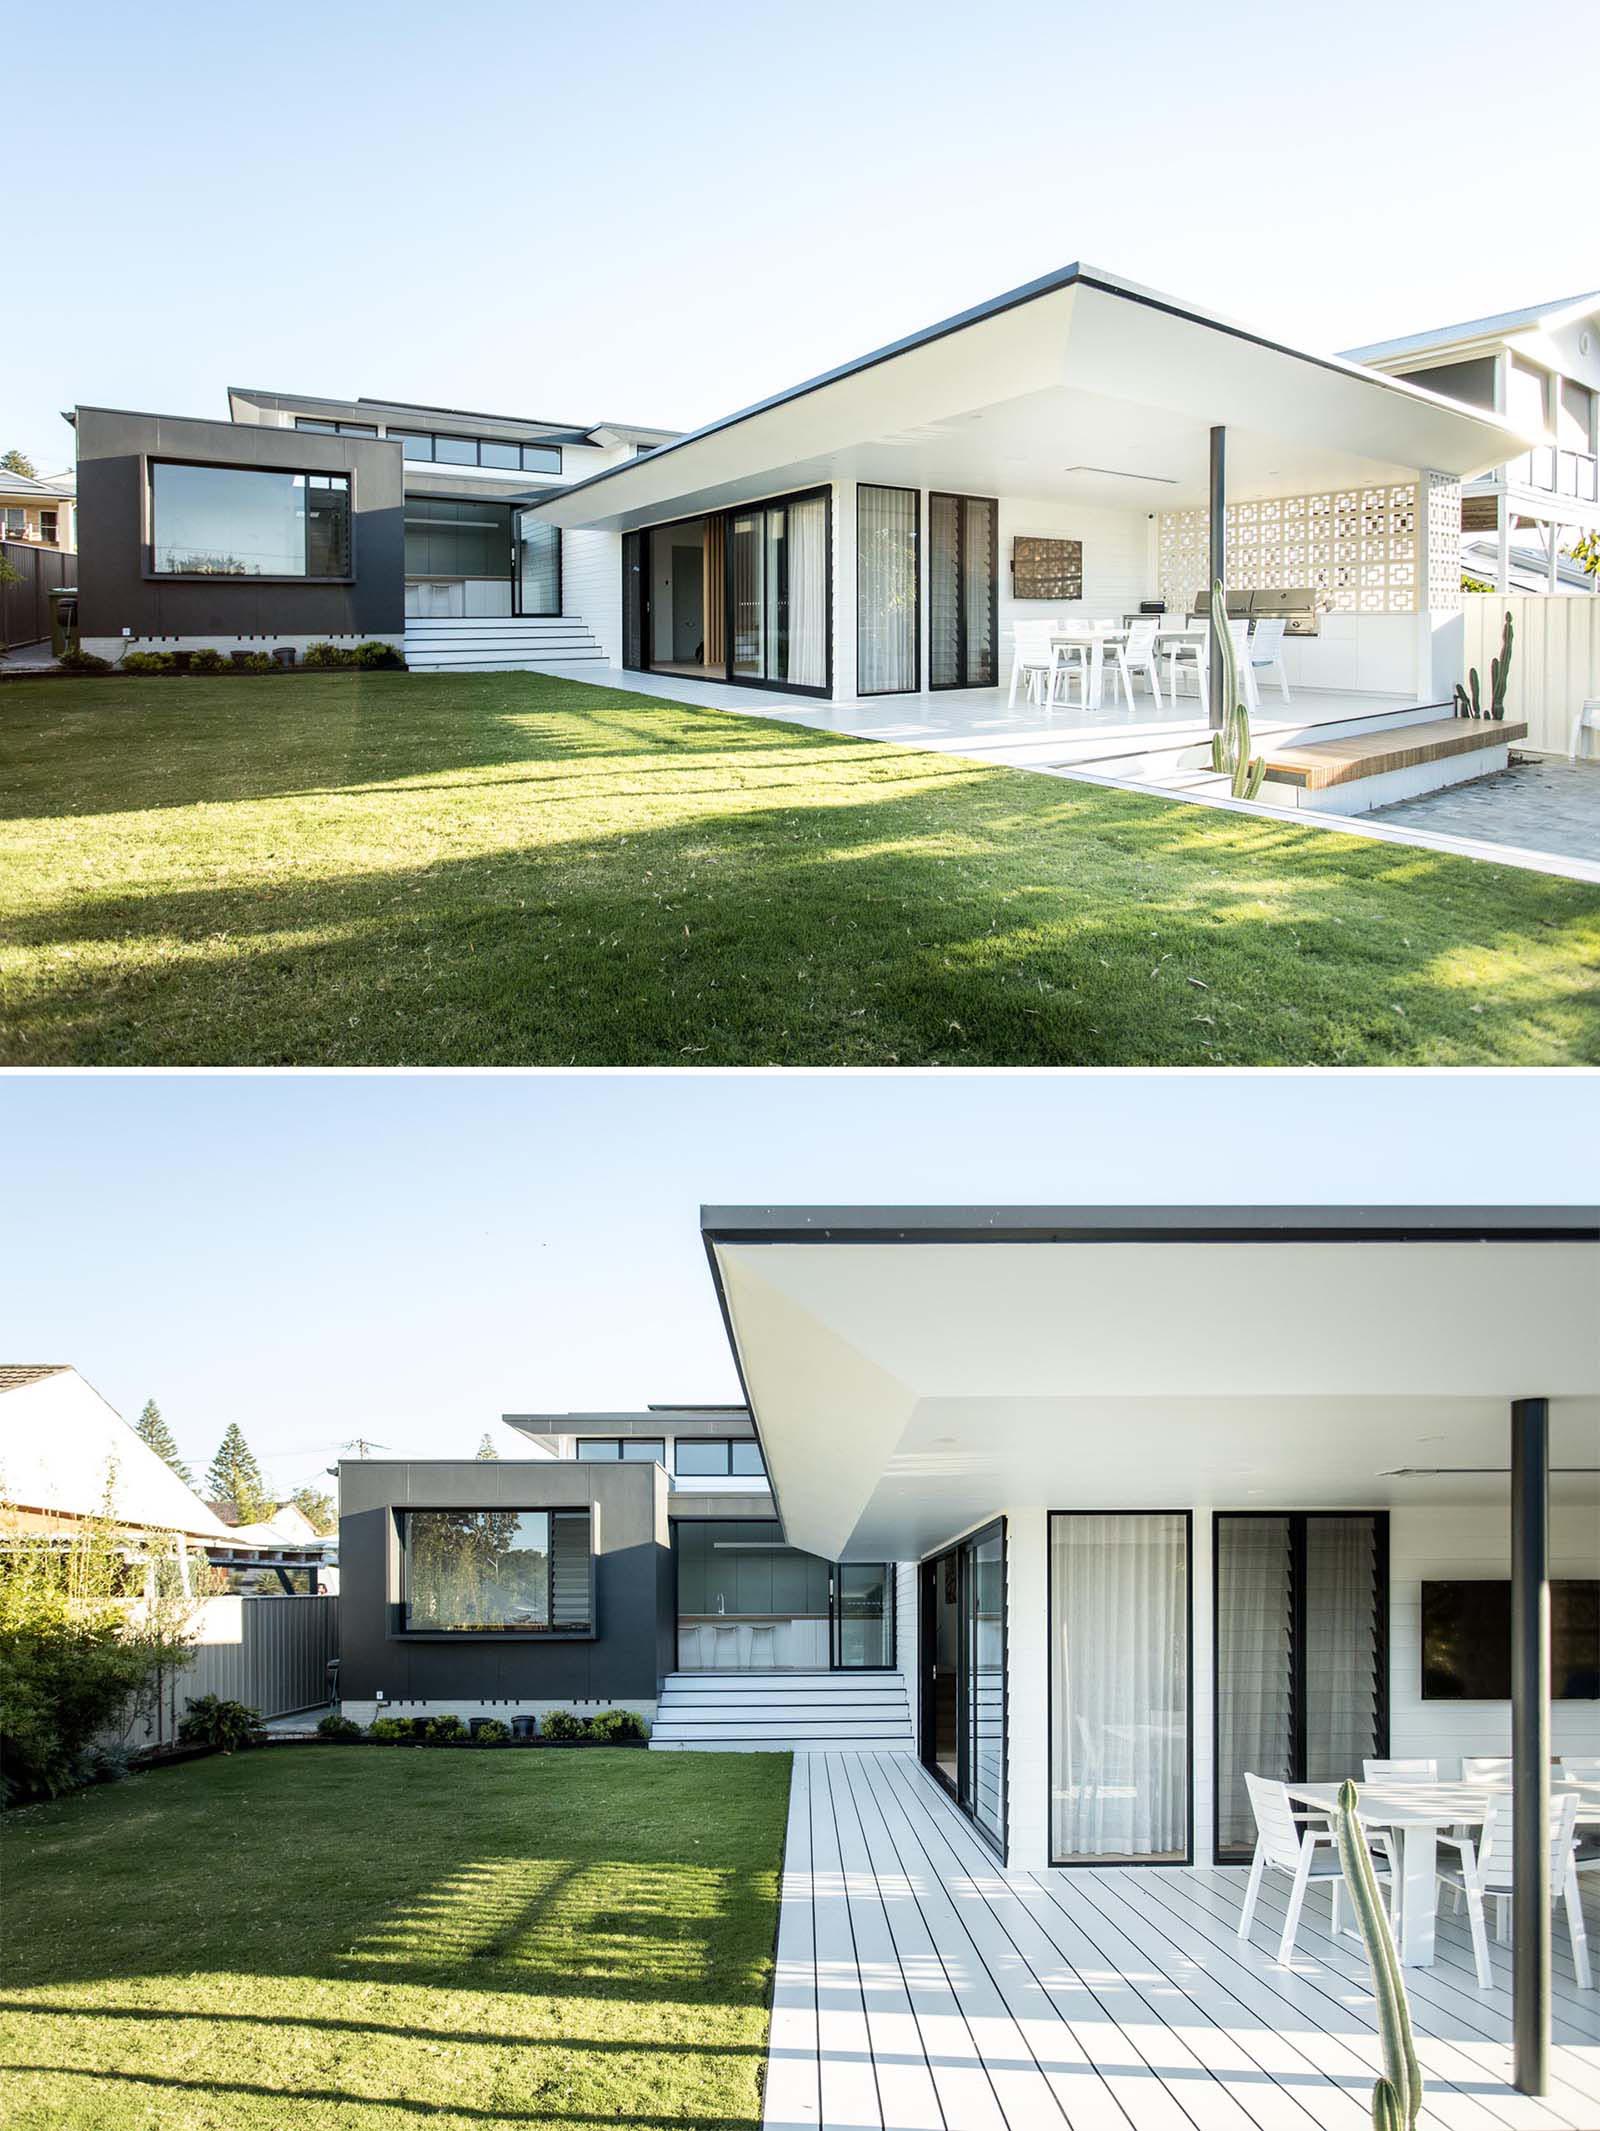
1208,425,1226,730
1510,1395,1551,2097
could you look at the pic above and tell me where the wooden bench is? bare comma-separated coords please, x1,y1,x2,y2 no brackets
1260,717,1527,814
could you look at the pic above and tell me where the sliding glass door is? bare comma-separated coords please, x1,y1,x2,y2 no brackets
636,490,830,695
929,492,997,689
857,484,919,695
921,1520,1006,1851
1049,1512,1190,1864
1214,1512,1388,1861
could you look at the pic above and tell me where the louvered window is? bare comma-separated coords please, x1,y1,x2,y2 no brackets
1214,1513,1387,1861
402,1508,592,1633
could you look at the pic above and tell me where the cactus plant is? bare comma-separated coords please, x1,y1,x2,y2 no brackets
1488,610,1514,720
1333,1779,1423,2131
1205,581,1268,799
1453,683,1471,720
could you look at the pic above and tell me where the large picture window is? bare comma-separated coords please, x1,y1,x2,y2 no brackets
401,1508,591,1633
1049,1511,1190,1863
151,463,351,578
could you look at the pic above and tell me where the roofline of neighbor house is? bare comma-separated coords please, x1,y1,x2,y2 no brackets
1342,291,1600,367
532,261,1531,514
225,385,678,448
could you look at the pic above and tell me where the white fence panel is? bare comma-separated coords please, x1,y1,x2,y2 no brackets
1462,593,1600,753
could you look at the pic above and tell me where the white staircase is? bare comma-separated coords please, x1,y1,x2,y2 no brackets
650,1670,916,1754
403,614,607,673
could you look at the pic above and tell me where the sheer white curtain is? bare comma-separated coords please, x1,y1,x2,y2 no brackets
1305,1516,1379,1781
786,496,827,689
1050,1513,1189,1861
1216,1517,1293,1853
857,485,917,694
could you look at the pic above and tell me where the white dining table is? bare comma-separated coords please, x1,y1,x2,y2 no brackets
1286,1775,1600,1966
1049,622,1207,710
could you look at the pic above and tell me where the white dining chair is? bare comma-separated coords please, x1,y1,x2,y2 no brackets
1238,1772,1395,1963
1559,1757,1600,1877
1568,699,1600,763
1111,618,1163,710
1164,629,1209,717
1436,1793,1590,1990
1007,619,1060,708
1248,616,1293,702
1461,1756,1512,1781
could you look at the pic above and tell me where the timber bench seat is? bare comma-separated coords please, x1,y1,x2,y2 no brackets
1258,715,1528,815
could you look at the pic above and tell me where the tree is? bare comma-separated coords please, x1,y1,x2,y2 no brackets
288,1485,336,1534
475,1432,499,1460
133,1398,192,1487
1,448,37,479
205,1424,271,1524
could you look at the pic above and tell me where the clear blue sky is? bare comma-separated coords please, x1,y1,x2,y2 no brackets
2,1072,1595,1501
7,0,1597,471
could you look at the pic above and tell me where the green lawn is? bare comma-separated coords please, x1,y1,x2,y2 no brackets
2,670,1597,1064
0,1747,788,2130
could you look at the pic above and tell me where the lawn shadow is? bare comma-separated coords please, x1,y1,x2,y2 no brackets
4,757,1597,1065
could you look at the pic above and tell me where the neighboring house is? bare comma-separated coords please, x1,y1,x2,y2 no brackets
336,1204,1599,1886
0,468,75,552
65,266,1524,715
0,1363,325,1589
69,391,675,665
0,1363,239,1553
1344,292,1600,593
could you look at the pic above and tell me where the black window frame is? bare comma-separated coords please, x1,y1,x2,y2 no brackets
294,417,378,438
672,1437,767,1479
928,490,999,691
1046,1508,1194,1869
1211,1509,1390,1864
395,1504,594,1639
574,1436,665,1465
381,429,563,474
856,483,921,697
919,1516,1008,1860
147,458,354,583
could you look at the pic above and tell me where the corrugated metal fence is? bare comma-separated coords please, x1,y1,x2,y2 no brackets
1,541,75,649
130,1596,339,1749
1462,593,1600,754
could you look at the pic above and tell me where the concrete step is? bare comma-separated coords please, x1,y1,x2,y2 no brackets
651,1668,914,1752
404,613,605,673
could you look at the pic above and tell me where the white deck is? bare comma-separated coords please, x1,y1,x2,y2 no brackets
767,1751,1600,2131
524,659,1425,776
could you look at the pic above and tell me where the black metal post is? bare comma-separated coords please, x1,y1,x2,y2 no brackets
1511,1396,1550,2097
1208,425,1226,730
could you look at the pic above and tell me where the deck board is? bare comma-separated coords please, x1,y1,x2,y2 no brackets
765,1753,1600,2131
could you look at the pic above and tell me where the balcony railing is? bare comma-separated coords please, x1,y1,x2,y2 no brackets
1508,446,1599,503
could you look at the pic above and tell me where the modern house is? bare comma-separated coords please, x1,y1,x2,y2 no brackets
69,389,675,666
1344,292,1600,595
0,468,75,552
68,267,1528,724
333,1203,1599,2102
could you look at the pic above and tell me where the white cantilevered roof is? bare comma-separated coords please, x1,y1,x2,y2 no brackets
529,265,1533,533
702,1206,1600,1562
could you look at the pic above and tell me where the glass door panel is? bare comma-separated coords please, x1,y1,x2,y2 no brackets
729,512,765,678
832,1562,893,1668
1049,1512,1190,1863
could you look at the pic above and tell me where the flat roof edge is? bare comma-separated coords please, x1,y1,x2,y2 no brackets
701,1204,1600,1243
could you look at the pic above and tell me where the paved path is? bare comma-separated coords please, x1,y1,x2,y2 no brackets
1371,755,1600,866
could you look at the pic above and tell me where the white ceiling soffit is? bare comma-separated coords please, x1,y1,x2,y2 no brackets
712,1236,1600,1559
531,270,1528,532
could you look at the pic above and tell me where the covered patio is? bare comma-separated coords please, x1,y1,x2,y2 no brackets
703,1206,1600,2104
768,1748,1600,2131
533,267,1531,738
